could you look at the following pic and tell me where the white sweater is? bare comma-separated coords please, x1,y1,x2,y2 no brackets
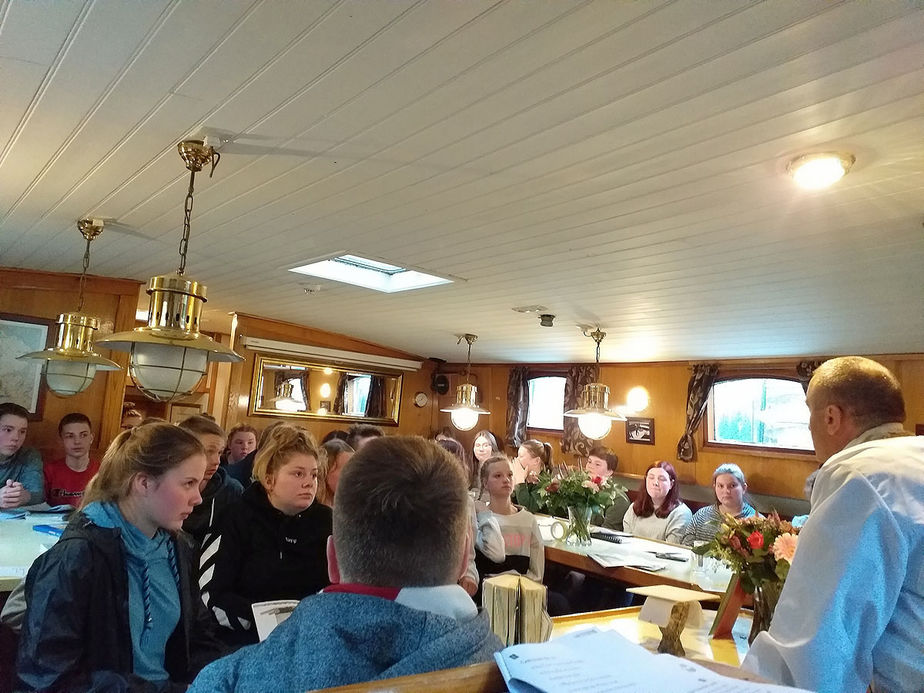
622,503,692,544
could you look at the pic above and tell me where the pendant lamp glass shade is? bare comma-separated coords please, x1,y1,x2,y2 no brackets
450,407,481,432
97,274,241,402
18,313,121,397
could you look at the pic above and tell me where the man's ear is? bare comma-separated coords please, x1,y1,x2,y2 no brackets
824,404,845,435
327,536,340,584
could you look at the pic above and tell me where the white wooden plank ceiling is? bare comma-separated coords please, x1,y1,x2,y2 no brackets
1,0,922,363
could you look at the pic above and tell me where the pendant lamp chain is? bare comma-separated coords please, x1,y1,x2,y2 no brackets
76,235,92,312
458,333,477,383
176,144,220,276
75,219,104,313
587,327,606,366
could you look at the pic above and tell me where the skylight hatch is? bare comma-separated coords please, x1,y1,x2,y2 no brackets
289,254,452,293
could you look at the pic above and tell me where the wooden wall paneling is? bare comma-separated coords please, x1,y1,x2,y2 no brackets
98,292,137,447
895,360,924,430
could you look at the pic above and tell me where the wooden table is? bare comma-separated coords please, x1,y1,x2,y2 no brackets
536,515,732,593
0,512,67,591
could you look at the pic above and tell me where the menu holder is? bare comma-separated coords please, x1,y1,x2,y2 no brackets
626,584,720,657
709,573,748,639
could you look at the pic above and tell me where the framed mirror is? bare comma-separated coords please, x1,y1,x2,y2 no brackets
249,356,402,425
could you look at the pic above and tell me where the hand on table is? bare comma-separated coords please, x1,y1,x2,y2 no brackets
0,479,27,509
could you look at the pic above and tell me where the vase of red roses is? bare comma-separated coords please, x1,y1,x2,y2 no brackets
693,513,799,643
531,469,623,547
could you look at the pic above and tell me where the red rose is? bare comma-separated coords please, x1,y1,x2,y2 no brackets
747,531,764,550
545,480,560,493
592,476,604,485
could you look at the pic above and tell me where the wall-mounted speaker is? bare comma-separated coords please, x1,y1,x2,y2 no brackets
431,373,450,395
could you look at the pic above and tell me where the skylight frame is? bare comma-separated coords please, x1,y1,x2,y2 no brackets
289,253,453,293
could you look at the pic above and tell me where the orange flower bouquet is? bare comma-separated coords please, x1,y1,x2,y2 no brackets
694,512,800,641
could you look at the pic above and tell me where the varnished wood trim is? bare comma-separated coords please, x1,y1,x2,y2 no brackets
0,267,141,296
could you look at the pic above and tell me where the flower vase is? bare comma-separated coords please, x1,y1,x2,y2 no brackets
748,580,783,644
566,505,593,547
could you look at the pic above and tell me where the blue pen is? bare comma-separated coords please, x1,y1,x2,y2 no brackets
33,524,64,537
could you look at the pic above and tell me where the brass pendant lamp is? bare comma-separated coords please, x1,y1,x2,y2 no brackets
563,327,625,440
440,334,490,431
97,140,242,402
18,220,121,396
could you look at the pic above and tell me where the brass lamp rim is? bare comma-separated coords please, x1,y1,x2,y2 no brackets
440,402,490,414
563,408,626,420
97,328,243,363
18,348,121,370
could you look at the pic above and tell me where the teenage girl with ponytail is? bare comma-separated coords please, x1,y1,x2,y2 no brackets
199,424,332,646
512,439,552,512
16,422,225,691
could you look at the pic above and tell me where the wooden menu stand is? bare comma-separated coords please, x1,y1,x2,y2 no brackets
710,575,748,639
658,600,691,656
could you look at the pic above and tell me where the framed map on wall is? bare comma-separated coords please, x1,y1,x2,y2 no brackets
0,314,52,419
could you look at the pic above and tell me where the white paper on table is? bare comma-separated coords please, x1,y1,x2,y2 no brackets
656,656,815,693
587,552,666,572
250,599,299,641
494,628,814,693
495,628,661,693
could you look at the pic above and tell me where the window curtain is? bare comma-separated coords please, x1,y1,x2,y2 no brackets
561,364,598,457
273,371,287,402
298,372,311,411
676,363,719,462
796,359,825,393
364,376,387,418
334,372,349,414
505,366,530,448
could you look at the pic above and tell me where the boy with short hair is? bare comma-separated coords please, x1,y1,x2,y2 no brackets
345,422,383,450
0,402,43,508
178,415,243,544
189,436,501,692
43,413,100,507
223,424,257,465
586,445,631,531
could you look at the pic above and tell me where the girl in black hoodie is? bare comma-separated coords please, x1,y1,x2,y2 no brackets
199,425,332,646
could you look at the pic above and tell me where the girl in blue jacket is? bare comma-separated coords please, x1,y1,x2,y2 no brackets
16,422,225,692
